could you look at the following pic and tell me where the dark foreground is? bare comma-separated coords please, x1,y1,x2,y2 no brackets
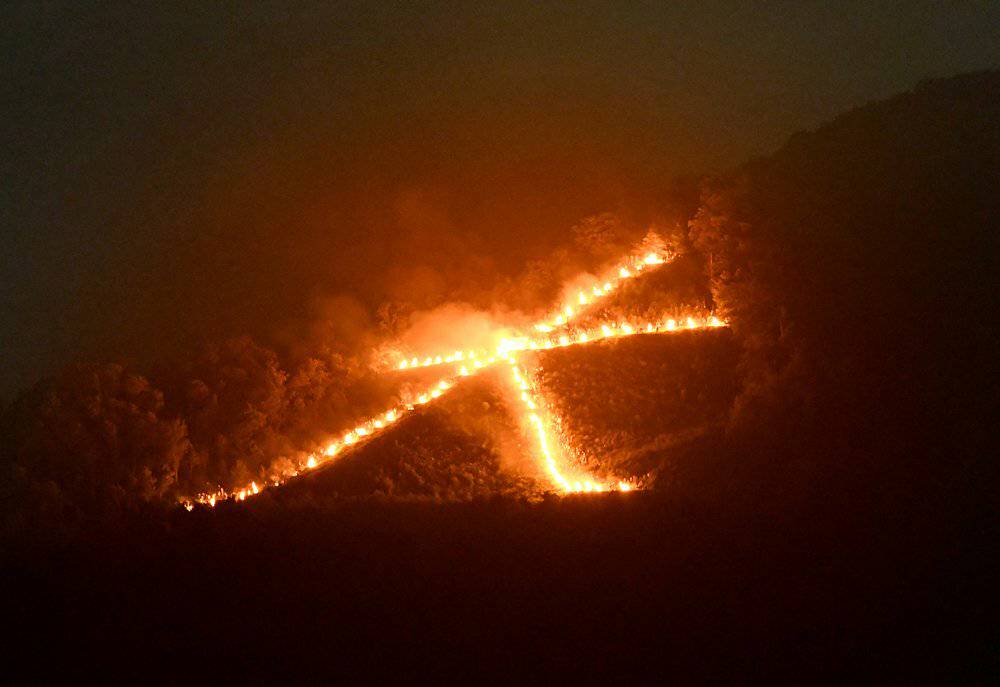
4,484,992,682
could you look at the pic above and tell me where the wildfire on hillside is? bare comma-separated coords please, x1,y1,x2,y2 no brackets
181,238,724,510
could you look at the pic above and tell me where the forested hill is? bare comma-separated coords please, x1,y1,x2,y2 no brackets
687,70,998,508
3,72,997,681
3,72,997,525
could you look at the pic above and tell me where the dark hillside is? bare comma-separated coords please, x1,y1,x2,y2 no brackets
2,72,996,680
5,488,989,681
689,71,998,508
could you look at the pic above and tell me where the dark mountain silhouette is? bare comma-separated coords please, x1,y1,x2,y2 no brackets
689,70,997,507
3,72,997,680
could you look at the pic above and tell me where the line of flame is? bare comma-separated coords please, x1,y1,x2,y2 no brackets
530,250,671,334
396,314,726,372
392,245,673,371
180,375,461,510
182,315,726,510
506,358,634,494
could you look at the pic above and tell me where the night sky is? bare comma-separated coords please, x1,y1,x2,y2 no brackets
3,1,998,397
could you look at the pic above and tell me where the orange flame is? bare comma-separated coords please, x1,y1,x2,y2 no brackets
507,359,633,494
182,372,464,509
185,235,725,511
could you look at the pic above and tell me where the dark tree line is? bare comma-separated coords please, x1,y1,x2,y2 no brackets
686,71,998,503
0,337,392,529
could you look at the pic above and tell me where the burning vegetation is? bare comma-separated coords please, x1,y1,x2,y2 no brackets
179,237,728,509
1,71,996,685
0,219,735,525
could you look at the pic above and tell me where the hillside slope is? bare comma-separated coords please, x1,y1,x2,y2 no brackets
3,72,997,680
688,70,998,506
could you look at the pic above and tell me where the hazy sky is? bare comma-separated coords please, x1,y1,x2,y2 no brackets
3,1,998,396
